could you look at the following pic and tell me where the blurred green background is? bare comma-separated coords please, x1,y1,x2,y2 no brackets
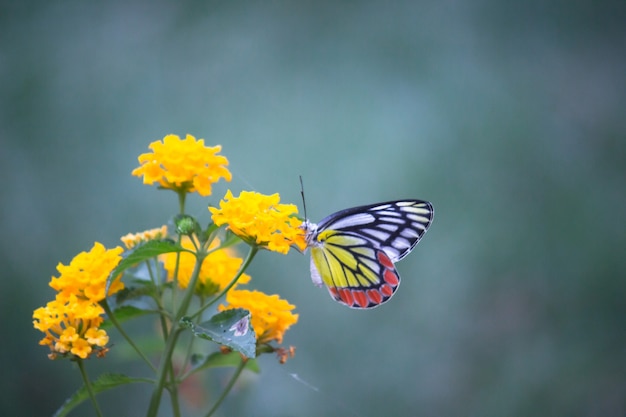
2,1,625,416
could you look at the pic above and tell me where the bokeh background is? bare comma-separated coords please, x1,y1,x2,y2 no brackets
2,1,625,416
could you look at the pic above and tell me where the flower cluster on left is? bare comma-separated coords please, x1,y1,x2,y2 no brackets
32,134,305,417
33,243,124,359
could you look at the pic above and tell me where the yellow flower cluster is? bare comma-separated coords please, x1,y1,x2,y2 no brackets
132,134,232,196
50,242,124,303
120,225,168,249
33,296,109,359
161,237,250,296
35,136,302,361
209,190,306,254
220,289,298,344
33,243,124,359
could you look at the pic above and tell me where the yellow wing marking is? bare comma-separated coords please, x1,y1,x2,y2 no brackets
311,230,381,289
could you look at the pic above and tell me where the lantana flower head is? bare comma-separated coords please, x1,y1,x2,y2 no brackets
33,242,124,360
219,289,298,344
33,295,109,359
50,242,124,303
161,236,250,296
132,134,232,196
121,225,168,249
209,190,306,254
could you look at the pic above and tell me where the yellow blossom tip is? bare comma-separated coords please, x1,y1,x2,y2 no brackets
210,190,306,254
132,134,231,196
121,225,168,249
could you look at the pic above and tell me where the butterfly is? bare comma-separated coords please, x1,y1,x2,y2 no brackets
301,200,434,309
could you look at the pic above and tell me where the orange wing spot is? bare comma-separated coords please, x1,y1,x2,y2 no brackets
380,283,394,297
352,290,369,308
339,288,354,306
367,289,383,305
383,269,399,286
328,287,340,300
377,251,395,269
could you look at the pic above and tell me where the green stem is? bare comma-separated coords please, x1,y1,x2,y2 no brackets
102,299,156,372
190,246,258,320
177,190,186,214
146,258,158,287
146,327,182,417
170,235,184,315
146,258,170,340
180,322,197,377
204,356,247,417
146,253,205,417
168,365,182,417
77,359,104,417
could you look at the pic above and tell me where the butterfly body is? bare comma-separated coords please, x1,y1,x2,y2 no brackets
302,200,434,309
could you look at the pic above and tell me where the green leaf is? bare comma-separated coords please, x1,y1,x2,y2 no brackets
181,309,257,358
100,305,154,329
53,373,153,417
189,351,260,375
106,239,186,295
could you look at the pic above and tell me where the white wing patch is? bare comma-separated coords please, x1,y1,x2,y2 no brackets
326,212,375,230
309,254,323,287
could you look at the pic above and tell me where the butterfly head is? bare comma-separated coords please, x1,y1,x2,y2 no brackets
300,220,320,248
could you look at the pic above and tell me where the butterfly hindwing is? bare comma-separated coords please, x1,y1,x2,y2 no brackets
311,241,400,309
305,200,434,309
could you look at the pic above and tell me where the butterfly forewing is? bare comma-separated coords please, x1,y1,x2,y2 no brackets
308,200,434,309
317,200,433,262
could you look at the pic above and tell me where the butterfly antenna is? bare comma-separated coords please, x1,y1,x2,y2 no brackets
299,175,308,220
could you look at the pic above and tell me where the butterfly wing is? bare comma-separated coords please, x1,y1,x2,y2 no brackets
310,200,433,309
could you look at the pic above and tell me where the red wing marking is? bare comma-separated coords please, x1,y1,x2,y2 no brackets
328,287,339,300
366,289,383,305
380,283,394,297
352,291,369,308
383,269,399,286
339,288,354,306
377,251,395,269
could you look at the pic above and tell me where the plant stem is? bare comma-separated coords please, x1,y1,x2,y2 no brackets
180,325,197,377
168,365,182,417
177,190,186,214
146,327,181,417
191,246,258,320
204,356,248,417
102,299,156,372
77,359,104,417
146,253,205,417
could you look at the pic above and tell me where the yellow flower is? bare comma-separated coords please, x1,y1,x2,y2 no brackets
33,295,110,359
49,242,124,303
219,289,298,344
132,134,231,196
161,236,250,296
209,190,306,254
121,225,168,249
34,243,122,359
85,327,109,346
